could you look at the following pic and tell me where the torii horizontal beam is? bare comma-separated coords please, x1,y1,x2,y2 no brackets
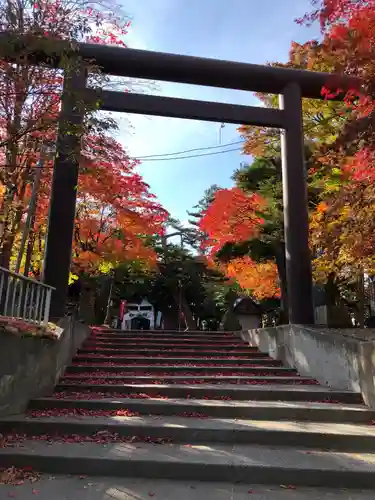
79,44,360,99
99,91,284,127
0,32,361,98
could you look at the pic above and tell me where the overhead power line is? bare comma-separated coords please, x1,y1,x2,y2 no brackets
138,146,243,161
0,143,245,168
136,140,244,159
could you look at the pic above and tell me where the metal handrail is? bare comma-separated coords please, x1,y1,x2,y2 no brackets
0,266,55,326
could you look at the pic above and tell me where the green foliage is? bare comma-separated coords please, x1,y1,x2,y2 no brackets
188,184,222,232
109,237,229,325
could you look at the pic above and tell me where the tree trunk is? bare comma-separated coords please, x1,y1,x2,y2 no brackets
220,291,241,331
0,177,28,270
325,273,352,328
180,294,198,330
357,272,365,328
274,242,289,324
0,190,15,248
104,277,115,326
0,189,17,268
78,278,97,325
162,307,179,330
94,278,111,325
0,63,29,266
24,231,35,277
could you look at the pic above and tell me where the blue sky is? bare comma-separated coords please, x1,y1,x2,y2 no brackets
114,0,320,224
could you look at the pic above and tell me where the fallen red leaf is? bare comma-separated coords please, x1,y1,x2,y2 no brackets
148,492,155,497
0,467,41,486
1,431,173,446
52,390,168,400
27,407,139,418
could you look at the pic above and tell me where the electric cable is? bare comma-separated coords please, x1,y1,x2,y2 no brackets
0,143,245,168
136,140,244,159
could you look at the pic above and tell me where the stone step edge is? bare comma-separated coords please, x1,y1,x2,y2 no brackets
92,334,239,340
0,448,373,489
80,348,261,354
2,416,375,452
74,357,282,366
30,397,370,412
61,374,314,381
67,365,294,372
77,352,273,358
83,341,250,347
90,339,243,345
98,326,239,335
29,397,372,421
53,383,363,404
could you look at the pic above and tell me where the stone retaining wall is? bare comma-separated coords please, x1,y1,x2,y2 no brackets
239,325,375,408
0,317,90,416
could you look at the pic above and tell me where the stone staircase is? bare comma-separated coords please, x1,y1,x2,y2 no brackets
1,327,375,498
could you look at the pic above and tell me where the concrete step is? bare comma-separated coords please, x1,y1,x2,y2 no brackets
90,334,245,343
67,365,296,374
60,374,315,385
29,397,375,423
78,346,271,359
89,338,241,345
80,346,260,355
53,382,363,404
101,327,236,335
92,332,238,340
78,348,272,358
2,475,374,500
75,354,282,364
3,415,375,452
83,340,248,348
1,440,375,488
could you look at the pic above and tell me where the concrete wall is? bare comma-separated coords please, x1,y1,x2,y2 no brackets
239,325,375,408
0,317,90,417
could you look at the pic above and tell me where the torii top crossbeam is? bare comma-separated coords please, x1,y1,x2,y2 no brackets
0,32,360,99
76,42,357,99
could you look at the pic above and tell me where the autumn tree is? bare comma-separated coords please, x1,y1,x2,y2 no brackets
235,35,366,323
0,0,137,269
187,184,222,253
296,0,375,323
197,35,366,322
0,0,168,303
228,157,286,316
110,238,228,330
196,184,281,306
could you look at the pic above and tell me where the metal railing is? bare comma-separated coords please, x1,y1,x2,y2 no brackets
0,266,54,326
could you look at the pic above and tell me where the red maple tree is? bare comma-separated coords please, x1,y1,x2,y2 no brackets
300,0,375,178
199,188,265,256
198,187,280,299
296,0,375,281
